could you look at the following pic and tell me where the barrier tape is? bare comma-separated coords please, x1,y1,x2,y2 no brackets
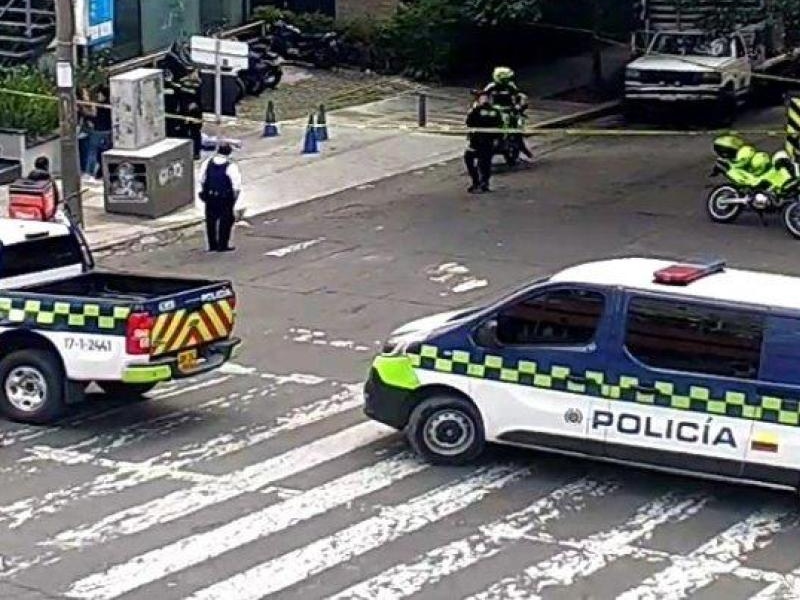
0,86,789,138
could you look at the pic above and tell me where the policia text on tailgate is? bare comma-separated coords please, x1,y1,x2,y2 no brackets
365,258,800,491
0,218,240,424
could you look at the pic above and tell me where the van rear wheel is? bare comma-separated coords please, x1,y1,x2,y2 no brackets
407,395,485,465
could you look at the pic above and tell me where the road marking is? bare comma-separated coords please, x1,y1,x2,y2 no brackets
469,492,708,600
216,362,257,375
186,464,528,600
452,278,488,294
287,328,373,352
64,453,427,600
264,237,325,257
2,379,350,531
43,419,392,550
426,262,488,296
331,477,617,600
617,509,796,600
750,567,800,599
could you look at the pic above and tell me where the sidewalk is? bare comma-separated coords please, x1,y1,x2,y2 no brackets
0,47,628,251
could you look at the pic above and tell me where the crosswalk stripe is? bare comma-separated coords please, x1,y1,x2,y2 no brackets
2,387,362,532
64,453,428,600
330,477,617,600
42,419,392,551
185,464,529,600
617,509,797,600
749,567,800,599
467,492,708,600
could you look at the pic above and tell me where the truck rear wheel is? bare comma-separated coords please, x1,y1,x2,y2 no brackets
407,395,485,465
0,349,65,424
102,382,157,400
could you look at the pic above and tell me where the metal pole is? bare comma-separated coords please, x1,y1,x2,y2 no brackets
417,93,427,127
214,37,222,150
55,0,83,226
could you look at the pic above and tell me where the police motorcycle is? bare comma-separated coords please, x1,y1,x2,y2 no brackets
708,134,800,238
485,67,530,167
266,20,340,69
239,42,283,94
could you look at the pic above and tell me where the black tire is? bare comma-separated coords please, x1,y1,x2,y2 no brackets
407,395,485,465
707,185,743,223
101,382,157,400
784,202,800,239
504,143,520,167
0,349,65,424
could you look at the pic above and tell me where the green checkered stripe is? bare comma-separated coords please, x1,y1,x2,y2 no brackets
407,344,800,427
0,297,131,334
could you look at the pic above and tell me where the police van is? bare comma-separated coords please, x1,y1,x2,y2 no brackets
365,258,800,490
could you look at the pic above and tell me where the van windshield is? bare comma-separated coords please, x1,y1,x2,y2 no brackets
650,32,733,57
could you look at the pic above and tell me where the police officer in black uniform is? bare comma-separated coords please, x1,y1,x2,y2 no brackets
464,91,503,193
198,143,242,252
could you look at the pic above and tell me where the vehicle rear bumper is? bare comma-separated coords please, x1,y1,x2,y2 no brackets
363,367,414,430
122,338,243,384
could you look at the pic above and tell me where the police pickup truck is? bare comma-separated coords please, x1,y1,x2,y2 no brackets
366,258,800,491
0,217,240,424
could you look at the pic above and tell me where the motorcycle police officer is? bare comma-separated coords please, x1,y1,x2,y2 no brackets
464,91,503,193
484,66,533,160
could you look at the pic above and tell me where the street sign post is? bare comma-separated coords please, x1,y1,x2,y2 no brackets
190,36,248,147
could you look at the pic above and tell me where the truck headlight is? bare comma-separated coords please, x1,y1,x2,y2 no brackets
626,68,641,81
702,72,722,84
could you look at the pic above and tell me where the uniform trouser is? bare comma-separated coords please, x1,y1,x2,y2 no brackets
464,146,493,187
205,199,235,251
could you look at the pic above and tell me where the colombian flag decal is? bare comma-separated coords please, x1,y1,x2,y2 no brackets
751,431,779,453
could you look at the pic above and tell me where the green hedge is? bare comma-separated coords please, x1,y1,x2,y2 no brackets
0,66,58,137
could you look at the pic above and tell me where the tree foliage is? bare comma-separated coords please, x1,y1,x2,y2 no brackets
462,0,541,27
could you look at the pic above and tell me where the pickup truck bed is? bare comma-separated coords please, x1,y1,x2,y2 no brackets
19,271,219,302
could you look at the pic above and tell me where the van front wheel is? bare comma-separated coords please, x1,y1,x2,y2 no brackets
407,395,485,465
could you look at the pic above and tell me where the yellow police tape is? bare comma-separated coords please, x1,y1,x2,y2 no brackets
0,85,788,138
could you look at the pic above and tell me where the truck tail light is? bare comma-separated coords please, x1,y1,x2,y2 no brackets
126,312,154,355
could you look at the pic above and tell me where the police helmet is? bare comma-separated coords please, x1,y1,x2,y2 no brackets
492,66,515,84
750,151,771,175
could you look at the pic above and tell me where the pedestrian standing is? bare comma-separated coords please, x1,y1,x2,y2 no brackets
198,143,241,252
464,91,503,193
85,86,113,180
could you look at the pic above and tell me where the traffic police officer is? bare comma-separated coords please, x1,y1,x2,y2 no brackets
198,143,242,252
464,91,503,193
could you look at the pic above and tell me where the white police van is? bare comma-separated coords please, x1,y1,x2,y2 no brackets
365,258,800,490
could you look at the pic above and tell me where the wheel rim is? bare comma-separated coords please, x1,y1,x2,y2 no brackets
423,409,476,456
709,187,740,219
5,366,48,413
786,204,800,236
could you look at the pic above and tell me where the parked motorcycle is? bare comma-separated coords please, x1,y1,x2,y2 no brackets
708,135,800,238
267,20,340,69
239,43,283,95
493,101,529,167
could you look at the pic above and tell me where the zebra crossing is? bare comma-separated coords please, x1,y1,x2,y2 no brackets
3,361,800,599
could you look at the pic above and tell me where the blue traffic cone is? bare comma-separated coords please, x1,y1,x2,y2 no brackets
302,113,319,154
262,101,279,137
316,104,328,142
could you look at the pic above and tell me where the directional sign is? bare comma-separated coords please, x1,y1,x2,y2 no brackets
87,0,114,46
190,36,249,71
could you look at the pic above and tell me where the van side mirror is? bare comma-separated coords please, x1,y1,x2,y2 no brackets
475,319,500,348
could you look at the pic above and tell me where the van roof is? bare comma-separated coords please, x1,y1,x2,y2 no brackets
0,218,70,246
550,257,800,311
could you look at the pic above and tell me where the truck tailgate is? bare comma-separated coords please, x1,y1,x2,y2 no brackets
149,282,236,357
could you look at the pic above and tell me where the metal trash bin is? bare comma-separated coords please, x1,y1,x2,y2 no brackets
102,138,194,219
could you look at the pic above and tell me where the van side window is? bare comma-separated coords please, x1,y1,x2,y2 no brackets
625,297,764,379
496,288,605,346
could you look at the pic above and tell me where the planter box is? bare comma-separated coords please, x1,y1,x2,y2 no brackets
0,128,61,178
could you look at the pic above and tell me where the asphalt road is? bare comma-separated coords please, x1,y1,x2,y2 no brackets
3,106,800,600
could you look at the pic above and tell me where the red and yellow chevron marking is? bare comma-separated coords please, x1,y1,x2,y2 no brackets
151,298,235,356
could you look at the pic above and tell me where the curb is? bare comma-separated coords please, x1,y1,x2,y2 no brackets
90,100,622,253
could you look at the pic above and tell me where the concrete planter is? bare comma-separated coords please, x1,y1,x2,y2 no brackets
0,128,61,177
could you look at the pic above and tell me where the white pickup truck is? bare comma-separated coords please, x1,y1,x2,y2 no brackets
624,30,755,121
0,217,241,424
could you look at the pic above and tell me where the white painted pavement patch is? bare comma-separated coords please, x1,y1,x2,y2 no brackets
286,327,373,352
43,419,392,550
331,477,617,600
186,464,528,600
64,453,428,600
749,566,800,599
617,509,797,600
469,492,708,600
264,237,325,257
426,262,488,297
